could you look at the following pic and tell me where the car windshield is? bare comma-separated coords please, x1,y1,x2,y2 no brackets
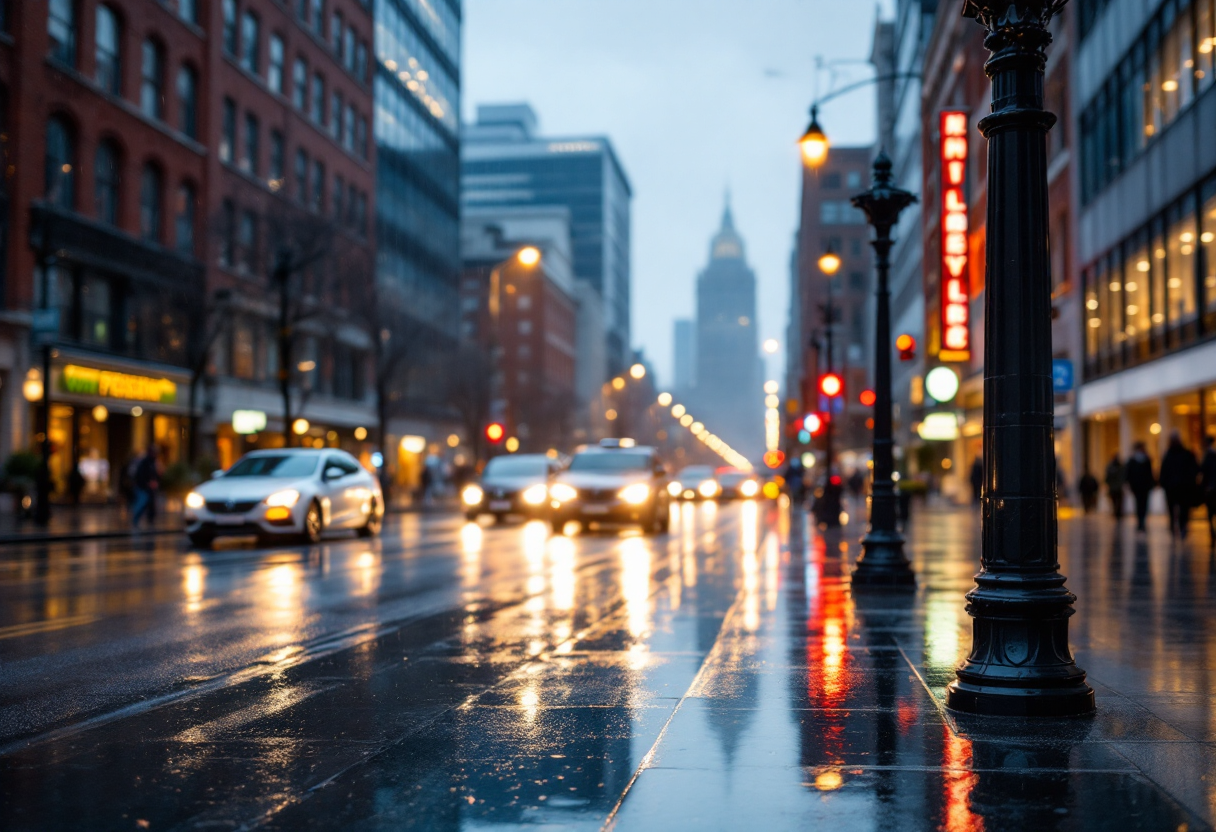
224,455,319,478
484,457,548,477
678,466,715,480
568,452,651,473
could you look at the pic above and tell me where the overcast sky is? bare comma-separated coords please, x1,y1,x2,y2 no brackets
464,0,888,387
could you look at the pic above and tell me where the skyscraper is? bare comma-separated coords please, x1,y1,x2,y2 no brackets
462,104,633,378
694,200,761,458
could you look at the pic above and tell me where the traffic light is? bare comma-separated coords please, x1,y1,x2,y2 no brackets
805,413,825,436
484,422,506,444
859,389,877,407
818,372,843,398
763,450,786,469
896,334,916,361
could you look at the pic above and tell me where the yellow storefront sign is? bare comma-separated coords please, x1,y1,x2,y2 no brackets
60,364,178,404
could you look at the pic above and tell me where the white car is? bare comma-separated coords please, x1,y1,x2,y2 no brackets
184,449,384,548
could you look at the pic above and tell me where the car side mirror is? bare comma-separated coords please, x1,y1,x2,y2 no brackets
324,466,345,481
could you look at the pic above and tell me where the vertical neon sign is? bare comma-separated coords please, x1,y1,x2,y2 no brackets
940,111,971,362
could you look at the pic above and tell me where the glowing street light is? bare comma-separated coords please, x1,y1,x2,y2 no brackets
629,363,646,380
516,246,541,267
799,105,829,168
657,392,673,407
763,338,779,354
818,248,842,276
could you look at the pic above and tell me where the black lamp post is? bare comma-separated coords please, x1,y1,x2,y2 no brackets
945,0,1094,716
850,152,916,587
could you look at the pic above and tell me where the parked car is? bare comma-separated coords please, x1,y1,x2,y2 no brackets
184,449,383,548
461,454,560,522
548,439,671,534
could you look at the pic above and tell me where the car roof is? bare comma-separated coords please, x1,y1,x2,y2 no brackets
574,444,656,455
242,448,335,457
488,453,550,462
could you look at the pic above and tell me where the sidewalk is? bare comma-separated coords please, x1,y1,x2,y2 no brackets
610,504,1216,831
0,504,181,545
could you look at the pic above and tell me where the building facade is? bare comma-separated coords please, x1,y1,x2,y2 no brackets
693,201,761,459
1076,0,1216,480
462,103,632,379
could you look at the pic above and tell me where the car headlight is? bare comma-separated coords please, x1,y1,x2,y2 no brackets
619,483,651,505
550,483,578,503
462,485,484,506
522,484,548,506
698,480,720,498
739,480,759,498
667,481,683,497
185,491,205,509
265,489,301,508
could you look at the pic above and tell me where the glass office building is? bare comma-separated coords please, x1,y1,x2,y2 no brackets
462,104,633,377
1076,0,1216,476
373,0,462,415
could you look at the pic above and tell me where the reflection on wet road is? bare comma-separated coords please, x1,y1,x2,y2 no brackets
0,501,769,830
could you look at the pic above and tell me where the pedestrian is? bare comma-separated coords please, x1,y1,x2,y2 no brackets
783,455,806,507
969,457,983,504
1126,442,1156,532
68,460,86,506
1105,453,1126,520
130,445,161,529
1201,434,1216,546
419,464,434,507
1160,431,1199,540
847,468,865,502
1078,471,1099,513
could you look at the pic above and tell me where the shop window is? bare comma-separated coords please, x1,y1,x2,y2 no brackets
95,5,121,95
1203,180,1216,321
140,39,164,120
1150,219,1167,345
39,263,74,336
1165,202,1197,335
1084,268,1101,363
1199,0,1215,93
139,163,163,243
80,275,110,347
45,116,76,210
1124,233,1151,352
94,139,121,226
175,182,196,256
177,65,198,139
49,0,76,67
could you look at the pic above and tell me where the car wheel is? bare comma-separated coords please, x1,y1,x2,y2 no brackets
302,501,323,544
187,532,214,549
357,500,382,538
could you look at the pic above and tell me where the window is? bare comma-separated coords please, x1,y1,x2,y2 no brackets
821,172,841,189
49,0,76,67
270,130,285,184
220,97,236,162
346,182,356,226
295,149,308,202
331,92,343,140
311,0,324,35
45,116,75,209
343,105,354,152
232,319,255,378
1204,181,1216,321
242,113,259,175
296,0,309,24
331,11,343,55
355,41,367,82
312,160,324,210
333,174,344,218
222,0,238,56
220,199,235,266
268,34,285,93
355,190,367,236
175,183,195,256
1165,202,1197,333
344,26,355,72
81,275,111,347
177,65,198,138
178,0,198,25
240,12,260,74
846,171,862,189
94,140,120,225
311,73,325,124
292,58,307,110
357,115,368,159
140,39,164,119
239,210,257,274
139,164,163,243
95,5,121,95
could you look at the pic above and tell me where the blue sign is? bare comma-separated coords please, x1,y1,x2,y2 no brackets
1052,359,1074,393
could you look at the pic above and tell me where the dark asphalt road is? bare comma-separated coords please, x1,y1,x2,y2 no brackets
0,501,760,830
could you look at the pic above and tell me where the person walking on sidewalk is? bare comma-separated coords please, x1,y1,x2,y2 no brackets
1126,442,1156,533
1160,432,1199,540
130,446,161,529
1078,471,1099,513
1202,435,1216,547
1105,453,1126,520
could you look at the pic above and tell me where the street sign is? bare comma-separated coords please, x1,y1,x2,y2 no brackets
31,309,59,345
1052,359,1074,393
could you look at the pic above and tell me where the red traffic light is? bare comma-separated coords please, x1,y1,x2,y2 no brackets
805,413,824,436
818,372,843,398
484,422,506,444
859,389,877,407
896,334,916,361
763,450,786,469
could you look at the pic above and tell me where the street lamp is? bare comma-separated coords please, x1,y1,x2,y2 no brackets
945,0,1094,717
850,151,917,588
799,105,829,168
812,244,843,529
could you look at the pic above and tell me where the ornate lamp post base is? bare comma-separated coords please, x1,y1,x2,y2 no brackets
853,532,914,588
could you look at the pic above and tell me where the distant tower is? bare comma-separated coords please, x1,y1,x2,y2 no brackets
694,197,761,458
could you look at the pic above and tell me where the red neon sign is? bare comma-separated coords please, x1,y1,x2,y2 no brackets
940,111,971,362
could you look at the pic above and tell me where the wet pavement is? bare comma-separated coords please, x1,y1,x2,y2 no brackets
0,500,1214,830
